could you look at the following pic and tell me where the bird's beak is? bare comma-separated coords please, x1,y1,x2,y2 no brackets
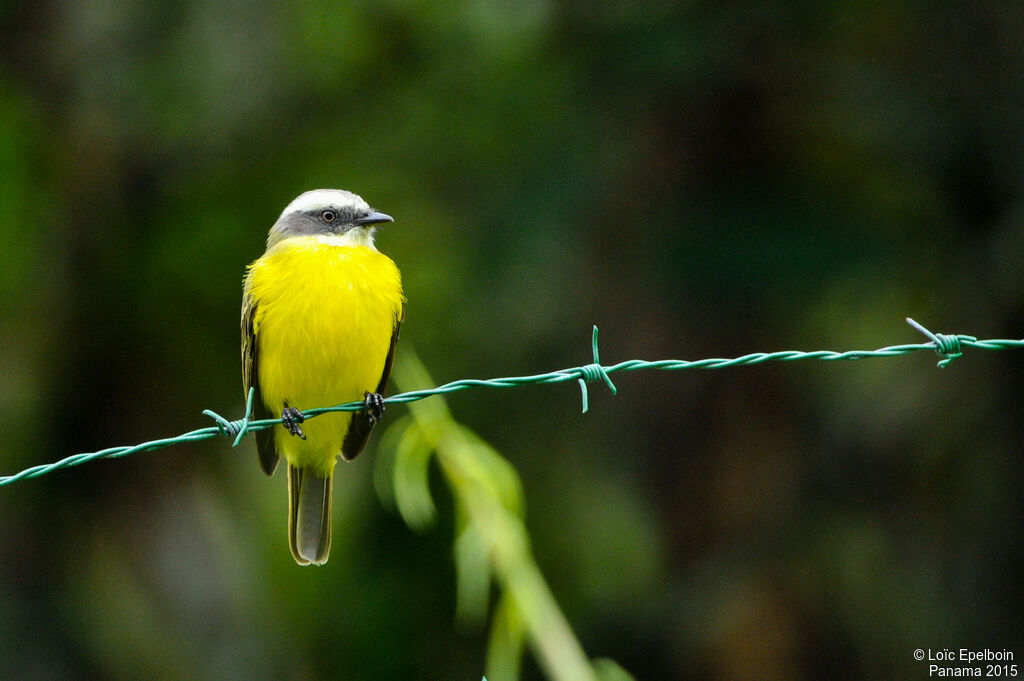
353,211,394,226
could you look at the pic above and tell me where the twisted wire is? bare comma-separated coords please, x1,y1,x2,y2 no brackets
2,318,1020,487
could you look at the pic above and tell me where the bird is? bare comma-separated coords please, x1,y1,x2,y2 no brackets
242,189,404,565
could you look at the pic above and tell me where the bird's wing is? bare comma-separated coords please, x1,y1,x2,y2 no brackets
242,290,280,475
341,303,404,461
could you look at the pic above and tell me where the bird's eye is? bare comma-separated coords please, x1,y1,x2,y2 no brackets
321,210,336,223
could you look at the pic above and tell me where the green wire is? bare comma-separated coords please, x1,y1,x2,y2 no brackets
2,318,1021,487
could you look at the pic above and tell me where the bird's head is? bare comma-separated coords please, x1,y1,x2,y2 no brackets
267,189,393,249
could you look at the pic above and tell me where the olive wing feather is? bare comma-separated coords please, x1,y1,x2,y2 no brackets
242,291,280,475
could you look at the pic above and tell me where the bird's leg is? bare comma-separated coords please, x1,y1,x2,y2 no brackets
363,392,386,425
281,401,306,439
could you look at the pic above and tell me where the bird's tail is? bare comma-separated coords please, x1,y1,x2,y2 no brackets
288,464,332,565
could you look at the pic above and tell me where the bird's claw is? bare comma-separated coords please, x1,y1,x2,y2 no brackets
363,392,385,425
282,402,306,439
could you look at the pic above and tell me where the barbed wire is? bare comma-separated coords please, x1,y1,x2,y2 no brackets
2,318,1021,487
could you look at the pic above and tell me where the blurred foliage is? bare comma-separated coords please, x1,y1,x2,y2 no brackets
0,1,1022,680
379,349,611,681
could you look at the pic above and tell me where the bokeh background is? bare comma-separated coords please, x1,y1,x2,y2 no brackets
1,2,1022,680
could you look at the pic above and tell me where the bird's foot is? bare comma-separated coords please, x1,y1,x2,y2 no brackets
363,392,386,425
282,401,306,439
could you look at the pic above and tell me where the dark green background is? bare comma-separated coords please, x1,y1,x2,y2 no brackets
1,2,1021,679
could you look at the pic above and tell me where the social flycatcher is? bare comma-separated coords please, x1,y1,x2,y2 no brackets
242,189,404,565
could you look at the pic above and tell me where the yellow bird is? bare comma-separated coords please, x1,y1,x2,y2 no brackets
242,189,404,565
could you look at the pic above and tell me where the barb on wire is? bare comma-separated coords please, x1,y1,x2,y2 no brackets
204,386,257,446
2,318,1021,487
577,326,617,413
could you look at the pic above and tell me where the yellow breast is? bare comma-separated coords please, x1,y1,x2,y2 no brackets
245,235,403,471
